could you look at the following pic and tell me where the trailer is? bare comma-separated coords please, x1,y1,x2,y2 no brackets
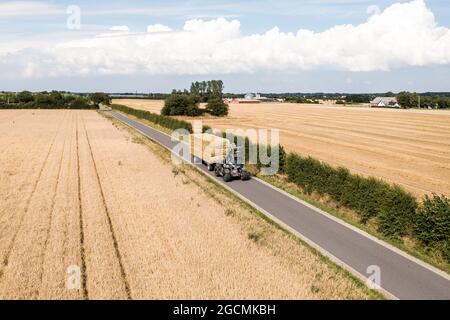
190,133,251,182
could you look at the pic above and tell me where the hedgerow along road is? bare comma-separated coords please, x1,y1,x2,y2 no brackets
105,110,450,300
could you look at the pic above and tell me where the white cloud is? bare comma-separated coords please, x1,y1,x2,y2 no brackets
147,24,172,33
23,62,35,78
110,25,130,32
0,1,63,17
2,0,450,78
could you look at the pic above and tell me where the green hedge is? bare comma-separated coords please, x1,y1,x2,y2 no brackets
110,104,193,133
213,131,286,173
0,102,95,110
286,153,418,238
1,91,96,109
414,194,450,262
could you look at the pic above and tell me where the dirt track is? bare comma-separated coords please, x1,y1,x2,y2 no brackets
114,99,450,196
0,110,370,300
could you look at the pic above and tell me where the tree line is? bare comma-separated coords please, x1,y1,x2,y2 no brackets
0,91,111,109
341,92,450,108
284,96,320,104
162,80,229,117
396,92,450,109
249,92,450,109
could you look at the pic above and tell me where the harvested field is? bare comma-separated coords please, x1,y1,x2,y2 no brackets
114,99,450,196
0,110,373,300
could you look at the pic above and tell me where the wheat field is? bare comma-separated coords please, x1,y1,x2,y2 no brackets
0,110,372,300
114,99,450,196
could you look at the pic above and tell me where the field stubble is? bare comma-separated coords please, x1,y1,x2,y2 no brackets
114,99,450,197
0,110,376,299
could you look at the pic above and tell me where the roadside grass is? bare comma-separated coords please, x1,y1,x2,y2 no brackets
256,173,450,275
100,111,384,300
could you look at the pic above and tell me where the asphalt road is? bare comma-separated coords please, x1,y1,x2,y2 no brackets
106,110,450,300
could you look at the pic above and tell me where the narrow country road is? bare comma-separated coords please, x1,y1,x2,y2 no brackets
106,110,450,300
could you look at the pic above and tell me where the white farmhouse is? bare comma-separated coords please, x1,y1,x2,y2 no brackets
370,97,400,108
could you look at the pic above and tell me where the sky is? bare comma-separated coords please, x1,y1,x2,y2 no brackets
0,0,449,93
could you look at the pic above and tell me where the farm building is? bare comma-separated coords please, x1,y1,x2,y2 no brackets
228,93,277,104
370,97,400,108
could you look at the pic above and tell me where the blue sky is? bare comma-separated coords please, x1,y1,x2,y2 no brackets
0,0,449,93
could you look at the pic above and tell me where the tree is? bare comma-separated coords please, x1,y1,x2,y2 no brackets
69,97,91,109
50,91,64,107
415,194,450,262
206,98,229,116
397,92,418,108
437,97,450,109
64,95,76,105
17,91,34,103
201,81,207,96
34,93,54,108
190,82,200,95
162,93,203,116
89,92,110,106
345,94,371,104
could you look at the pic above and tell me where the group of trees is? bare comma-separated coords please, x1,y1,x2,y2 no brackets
189,80,224,102
285,96,319,104
343,94,374,104
162,80,229,117
396,92,419,108
162,94,203,116
397,91,450,109
285,153,450,262
0,91,110,109
88,92,111,107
